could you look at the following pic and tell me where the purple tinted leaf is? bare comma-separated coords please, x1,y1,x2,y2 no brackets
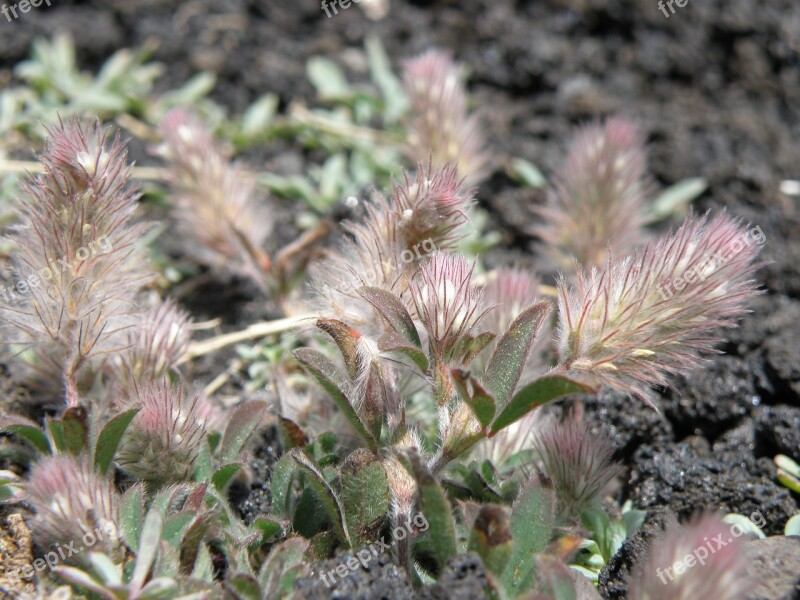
294,348,377,452
490,376,593,435
484,301,550,408
359,286,421,347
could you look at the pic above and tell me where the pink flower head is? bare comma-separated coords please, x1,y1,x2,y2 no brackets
480,268,541,335
534,416,622,518
312,163,473,327
3,119,151,391
536,118,650,269
556,211,763,402
115,298,192,388
117,382,209,485
410,254,487,358
403,50,487,186
629,514,754,600
26,455,121,562
157,109,272,290
393,162,473,251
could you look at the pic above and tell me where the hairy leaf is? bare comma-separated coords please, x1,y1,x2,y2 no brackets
95,408,139,474
359,286,421,347
294,348,377,452
484,301,550,408
490,376,592,436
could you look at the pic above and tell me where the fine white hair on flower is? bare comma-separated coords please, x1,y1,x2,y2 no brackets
402,50,488,186
535,118,652,270
628,514,754,600
555,210,763,403
409,253,488,358
534,415,622,518
26,455,122,563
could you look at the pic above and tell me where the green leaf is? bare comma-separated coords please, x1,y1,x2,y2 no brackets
241,93,278,137
580,508,620,561
484,301,550,409
490,375,592,435
365,35,407,123
785,514,800,537
508,158,547,189
252,518,283,543
358,287,421,348
179,512,216,573
220,400,266,463
452,370,495,428
226,574,261,600
290,449,351,546
776,454,800,478
46,419,66,453
193,439,213,483
405,450,457,571
94,409,139,475
307,57,350,99
378,330,429,372
645,177,707,223
453,331,496,366
61,407,88,456
163,512,195,547
120,484,145,553
501,474,556,595
362,362,387,441
132,510,164,592
341,453,390,545
212,464,242,492
0,416,50,454
468,505,513,578
270,455,296,519
722,514,766,539
258,537,309,598
294,348,377,452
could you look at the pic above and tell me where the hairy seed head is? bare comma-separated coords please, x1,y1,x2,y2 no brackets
556,211,763,402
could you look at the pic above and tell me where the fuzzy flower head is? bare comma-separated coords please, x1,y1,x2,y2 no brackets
556,211,764,402
312,164,473,328
393,163,473,252
628,514,754,600
534,416,621,518
116,383,208,485
114,298,192,390
3,120,151,386
26,455,121,563
536,118,650,270
410,254,486,358
157,109,272,290
403,50,487,186
481,269,541,335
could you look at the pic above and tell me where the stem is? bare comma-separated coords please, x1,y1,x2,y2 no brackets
0,159,168,182
177,313,317,365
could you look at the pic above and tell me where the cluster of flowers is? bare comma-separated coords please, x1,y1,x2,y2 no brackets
0,46,766,599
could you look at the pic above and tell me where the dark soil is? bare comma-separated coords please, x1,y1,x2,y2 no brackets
2,0,799,598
